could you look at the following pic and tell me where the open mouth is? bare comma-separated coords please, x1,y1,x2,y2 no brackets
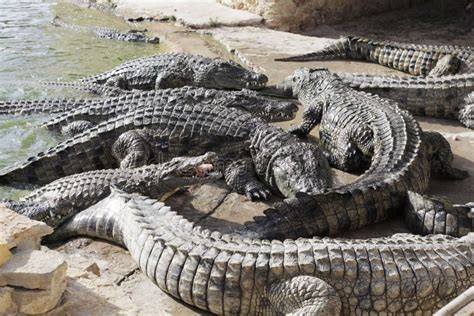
245,81,267,89
184,163,222,179
269,112,296,122
253,111,296,122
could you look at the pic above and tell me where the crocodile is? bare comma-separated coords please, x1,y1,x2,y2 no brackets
46,53,268,93
51,16,160,44
244,68,471,238
405,191,474,237
0,87,298,133
44,189,474,315
275,36,474,76
2,152,221,229
337,72,474,129
0,102,331,200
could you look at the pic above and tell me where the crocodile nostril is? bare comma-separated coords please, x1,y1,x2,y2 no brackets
257,73,268,83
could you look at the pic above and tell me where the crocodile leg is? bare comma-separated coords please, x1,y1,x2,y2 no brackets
423,131,469,180
224,157,271,200
428,54,461,76
266,276,342,315
112,130,153,168
320,130,365,172
291,95,373,172
405,191,473,237
155,71,188,89
105,75,128,89
288,98,324,137
61,120,94,137
459,92,474,129
319,119,370,172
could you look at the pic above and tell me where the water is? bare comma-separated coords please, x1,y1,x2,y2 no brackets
0,0,165,199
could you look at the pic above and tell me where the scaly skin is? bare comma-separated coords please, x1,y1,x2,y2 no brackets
245,69,471,238
0,87,298,132
2,152,221,228
46,53,268,93
46,189,474,315
52,16,160,43
459,92,474,128
405,191,474,237
275,36,474,76
0,102,331,200
42,87,298,133
338,72,474,129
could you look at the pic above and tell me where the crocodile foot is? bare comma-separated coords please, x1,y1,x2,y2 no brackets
245,181,271,201
459,97,474,129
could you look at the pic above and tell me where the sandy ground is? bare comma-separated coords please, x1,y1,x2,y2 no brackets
47,3,473,315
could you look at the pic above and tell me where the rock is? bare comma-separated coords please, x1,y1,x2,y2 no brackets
10,279,67,315
0,249,67,290
0,246,12,268
0,249,67,314
85,262,101,277
0,287,16,314
0,205,53,251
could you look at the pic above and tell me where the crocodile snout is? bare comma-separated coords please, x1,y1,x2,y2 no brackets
245,73,268,89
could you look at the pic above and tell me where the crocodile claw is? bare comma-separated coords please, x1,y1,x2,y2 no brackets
245,187,271,201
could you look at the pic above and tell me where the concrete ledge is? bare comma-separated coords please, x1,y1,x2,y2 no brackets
113,0,263,29
200,26,335,73
217,0,430,31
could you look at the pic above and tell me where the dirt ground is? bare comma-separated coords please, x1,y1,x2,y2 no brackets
48,3,473,315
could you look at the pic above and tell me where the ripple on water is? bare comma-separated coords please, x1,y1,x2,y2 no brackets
0,0,165,198
0,115,61,199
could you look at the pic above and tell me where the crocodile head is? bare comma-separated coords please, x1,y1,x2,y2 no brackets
215,90,298,122
121,32,148,42
251,127,332,197
151,152,222,195
145,36,160,44
281,68,333,97
195,59,268,90
268,142,332,197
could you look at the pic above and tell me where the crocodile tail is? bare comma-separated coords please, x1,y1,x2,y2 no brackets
41,81,128,96
0,123,118,187
0,97,84,115
405,191,473,237
47,187,132,243
51,16,87,32
274,37,351,62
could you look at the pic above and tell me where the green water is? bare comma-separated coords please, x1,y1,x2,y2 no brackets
0,0,165,199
